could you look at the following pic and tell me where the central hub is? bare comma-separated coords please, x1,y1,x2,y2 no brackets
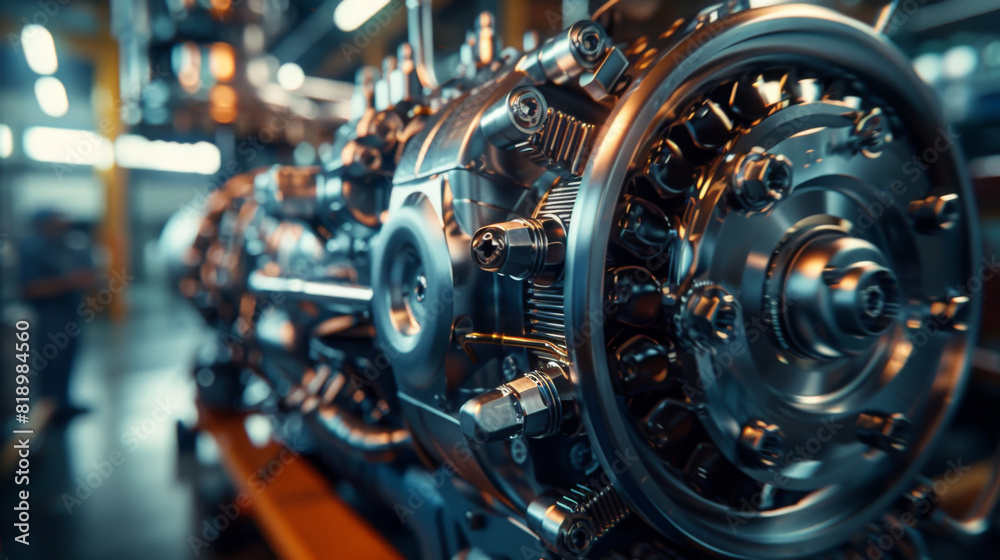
772,227,901,360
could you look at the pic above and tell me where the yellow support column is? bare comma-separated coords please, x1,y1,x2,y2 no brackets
93,37,129,321
70,24,130,321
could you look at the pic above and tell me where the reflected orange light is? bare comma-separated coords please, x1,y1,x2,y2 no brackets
209,84,238,123
210,0,231,18
209,42,236,82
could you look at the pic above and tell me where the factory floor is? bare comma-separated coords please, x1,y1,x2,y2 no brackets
10,282,275,560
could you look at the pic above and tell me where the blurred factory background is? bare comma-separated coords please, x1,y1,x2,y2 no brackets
0,0,998,559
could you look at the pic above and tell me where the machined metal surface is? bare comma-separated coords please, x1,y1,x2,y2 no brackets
163,2,991,559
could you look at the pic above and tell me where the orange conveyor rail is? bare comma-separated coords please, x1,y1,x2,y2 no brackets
199,406,406,560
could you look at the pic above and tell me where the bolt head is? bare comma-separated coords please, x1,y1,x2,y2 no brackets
739,419,785,467
857,412,912,452
853,108,891,155
459,387,522,442
561,519,595,556
909,194,960,233
683,286,740,345
572,24,605,62
509,90,545,130
732,148,793,212
472,228,507,269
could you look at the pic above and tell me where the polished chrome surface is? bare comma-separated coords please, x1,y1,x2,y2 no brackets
162,3,987,559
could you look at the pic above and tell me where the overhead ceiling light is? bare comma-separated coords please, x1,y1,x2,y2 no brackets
334,0,392,32
912,53,943,84
277,62,305,90
34,77,69,117
0,124,12,159
209,42,236,82
21,24,58,75
942,45,978,80
23,127,114,169
115,134,221,174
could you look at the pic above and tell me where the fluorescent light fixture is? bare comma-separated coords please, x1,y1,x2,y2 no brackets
942,45,978,80
21,25,58,75
0,124,12,158
23,127,114,169
912,53,943,84
276,62,305,90
115,134,221,174
34,76,69,117
333,0,392,32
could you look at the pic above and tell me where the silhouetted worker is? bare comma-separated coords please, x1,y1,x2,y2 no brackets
18,210,97,422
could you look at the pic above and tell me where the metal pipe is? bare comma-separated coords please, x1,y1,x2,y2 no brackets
312,404,412,461
459,332,569,362
248,271,373,313
406,0,439,90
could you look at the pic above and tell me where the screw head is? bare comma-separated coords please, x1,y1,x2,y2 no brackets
472,228,507,269
350,142,382,172
739,419,785,467
909,194,960,233
561,519,595,556
857,412,912,453
509,89,545,131
682,286,740,346
852,108,892,155
732,147,793,212
572,24,605,62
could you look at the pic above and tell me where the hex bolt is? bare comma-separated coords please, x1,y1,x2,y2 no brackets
572,24,606,62
481,86,548,148
684,99,733,150
562,520,595,557
344,140,383,175
646,139,695,197
894,477,937,522
524,20,609,84
459,367,570,443
681,286,740,346
909,194,960,233
739,419,785,467
731,147,794,212
472,229,507,269
471,217,565,283
366,110,404,151
857,412,912,453
527,486,628,559
852,107,892,154
509,88,545,130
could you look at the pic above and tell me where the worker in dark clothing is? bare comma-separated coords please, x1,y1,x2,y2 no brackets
18,210,97,422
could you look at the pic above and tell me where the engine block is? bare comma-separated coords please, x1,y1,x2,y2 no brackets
162,2,988,558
